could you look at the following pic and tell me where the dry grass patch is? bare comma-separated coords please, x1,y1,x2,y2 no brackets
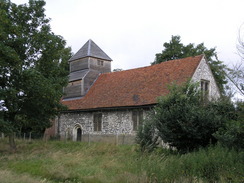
0,170,50,183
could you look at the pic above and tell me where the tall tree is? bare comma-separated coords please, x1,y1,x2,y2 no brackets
0,0,71,150
152,35,227,95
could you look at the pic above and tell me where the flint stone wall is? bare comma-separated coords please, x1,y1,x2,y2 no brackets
58,109,149,144
191,57,220,100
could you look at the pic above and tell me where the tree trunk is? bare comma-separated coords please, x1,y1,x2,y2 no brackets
9,133,16,152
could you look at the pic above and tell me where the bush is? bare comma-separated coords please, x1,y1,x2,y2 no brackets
153,81,242,153
136,81,241,153
135,114,159,152
214,101,244,151
153,81,226,152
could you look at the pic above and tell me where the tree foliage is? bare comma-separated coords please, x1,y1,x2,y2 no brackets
113,68,123,72
0,0,71,149
214,101,244,151
152,35,227,95
153,82,234,153
136,82,242,153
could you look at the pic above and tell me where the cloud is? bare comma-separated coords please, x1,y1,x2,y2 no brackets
11,0,244,69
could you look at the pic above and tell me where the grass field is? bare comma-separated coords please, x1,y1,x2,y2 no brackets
0,139,243,183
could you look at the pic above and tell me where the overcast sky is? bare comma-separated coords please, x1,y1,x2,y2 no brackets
12,0,244,70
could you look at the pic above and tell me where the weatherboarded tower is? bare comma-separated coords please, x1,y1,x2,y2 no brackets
64,39,112,99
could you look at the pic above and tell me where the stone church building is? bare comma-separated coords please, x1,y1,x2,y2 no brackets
47,39,220,144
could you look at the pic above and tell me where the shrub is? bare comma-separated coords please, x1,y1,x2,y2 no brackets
152,81,240,153
214,101,244,150
135,114,158,152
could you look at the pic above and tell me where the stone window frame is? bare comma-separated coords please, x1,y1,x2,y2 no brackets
200,79,210,101
93,113,102,132
132,110,143,131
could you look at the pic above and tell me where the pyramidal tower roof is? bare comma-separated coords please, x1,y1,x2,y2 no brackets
69,39,112,62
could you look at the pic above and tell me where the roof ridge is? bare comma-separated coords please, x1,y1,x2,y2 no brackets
105,55,203,76
87,39,91,56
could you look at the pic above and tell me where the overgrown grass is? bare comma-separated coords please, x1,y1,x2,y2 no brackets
0,139,243,183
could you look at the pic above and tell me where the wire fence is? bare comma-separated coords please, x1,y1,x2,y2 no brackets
0,132,46,141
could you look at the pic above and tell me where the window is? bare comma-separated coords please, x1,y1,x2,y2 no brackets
97,60,104,66
67,80,82,86
132,111,143,131
94,113,102,131
201,80,210,101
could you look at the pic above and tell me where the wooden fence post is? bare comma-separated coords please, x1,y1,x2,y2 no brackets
116,133,119,146
29,132,32,141
88,132,90,146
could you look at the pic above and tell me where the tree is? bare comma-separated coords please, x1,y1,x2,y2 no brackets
237,25,244,61
152,35,227,95
225,62,244,97
113,68,123,72
153,81,234,153
0,0,71,150
214,27,244,150
214,101,244,151
225,27,244,97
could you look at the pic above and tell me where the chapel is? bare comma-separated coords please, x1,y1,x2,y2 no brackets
45,40,220,143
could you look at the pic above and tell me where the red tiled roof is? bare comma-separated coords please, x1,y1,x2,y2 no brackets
62,55,203,110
